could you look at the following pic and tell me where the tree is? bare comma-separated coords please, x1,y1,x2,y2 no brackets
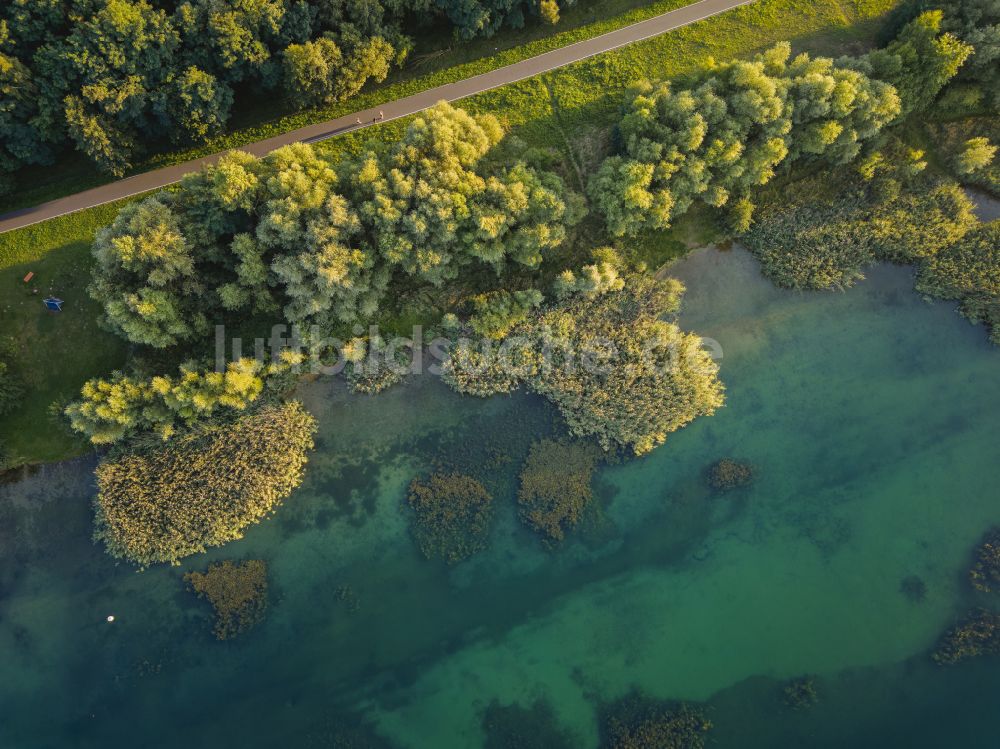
93,401,316,566
34,0,181,174
852,10,972,118
955,136,997,174
937,0,1000,109
156,65,233,143
66,358,265,444
347,101,581,283
0,39,52,195
589,44,898,236
89,197,207,348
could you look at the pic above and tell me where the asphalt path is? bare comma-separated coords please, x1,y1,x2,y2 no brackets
0,0,752,234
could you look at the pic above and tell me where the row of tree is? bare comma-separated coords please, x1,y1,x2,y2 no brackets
0,0,571,193
87,101,583,350
588,12,975,238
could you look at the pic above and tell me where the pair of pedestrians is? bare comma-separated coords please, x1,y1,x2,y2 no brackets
356,110,385,126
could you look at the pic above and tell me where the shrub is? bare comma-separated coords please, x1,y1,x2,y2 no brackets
602,696,712,749
932,609,1000,665
185,559,268,640
407,473,493,563
747,174,977,290
783,677,819,709
916,221,1000,342
443,275,725,455
528,276,724,455
66,358,265,444
518,439,602,543
955,137,997,175
969,528,1000,593
707,458,754,492
93,401,316,566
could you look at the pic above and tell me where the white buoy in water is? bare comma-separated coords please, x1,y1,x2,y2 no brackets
107,615,115,623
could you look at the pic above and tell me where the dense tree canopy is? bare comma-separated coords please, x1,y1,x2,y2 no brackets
87,102,582,348
0,0,573,193
936,0,1000,109
589,43,901,236
849,10,972,119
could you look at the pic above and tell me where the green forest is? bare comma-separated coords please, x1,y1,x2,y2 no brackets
0,0,580,193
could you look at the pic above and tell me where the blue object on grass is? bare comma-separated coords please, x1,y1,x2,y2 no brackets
43,297,64,312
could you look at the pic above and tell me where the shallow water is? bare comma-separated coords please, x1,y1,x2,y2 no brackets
2,248,999,748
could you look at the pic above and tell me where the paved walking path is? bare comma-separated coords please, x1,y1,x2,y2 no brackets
0,0,752,234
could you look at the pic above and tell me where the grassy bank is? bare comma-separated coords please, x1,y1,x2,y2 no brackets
0,0,900,466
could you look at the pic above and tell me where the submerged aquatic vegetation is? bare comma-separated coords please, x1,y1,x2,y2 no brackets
185,559,268,641
406,473,493,563
602,694,712,749
518,439,602,544
481,699,575,749
968,528,1000,593
706,458,754,492
783,676,819,710
900,574,928,603
932,609,1000,665
94,401,317,566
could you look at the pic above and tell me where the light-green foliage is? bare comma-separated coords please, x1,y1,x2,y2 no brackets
529,275,724,454
89,197,206,348
955,137,998,175
93,400,316,565
282,36,397,108
88,102,582,346
745,174,978,289
552,247,625,300
65,358,265,444
444,274,725,455
917,221,1000,342
590,42,900,236
348,103,582,284
469,289,544,339
850,10,972,118
1,0,900,466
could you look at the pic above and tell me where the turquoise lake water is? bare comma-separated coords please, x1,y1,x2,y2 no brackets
2,247,999,748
